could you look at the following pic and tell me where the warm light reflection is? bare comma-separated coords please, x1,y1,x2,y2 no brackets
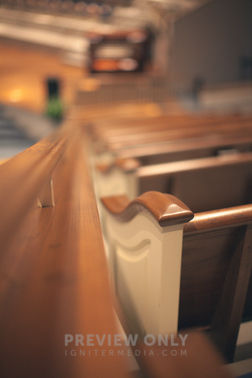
0,159,9,165
8,88,24,103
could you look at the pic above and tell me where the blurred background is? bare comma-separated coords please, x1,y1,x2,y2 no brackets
0,0,251,160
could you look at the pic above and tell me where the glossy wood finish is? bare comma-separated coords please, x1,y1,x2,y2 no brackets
101,191,194,227
0,123,130,377
180,211,252,362
183,204,252,234
210,224,252,362
137,152,252,213
77,101,162,123
92,115,252,151
118,135,252,165
96,157,141,174
0,126,69,254
137,151,252,177
92,113,251,137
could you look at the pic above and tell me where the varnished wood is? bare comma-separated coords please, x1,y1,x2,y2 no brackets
118,134,252,165
96,157,141,174
210,224,252,362
188,228,248,361
183,204,252,233
137,151,252,178
0,123,130,377
1,39,251,377
137,152,252,213
93,116,252,151
0,127,69,254
76,100,162,123
92,113,250,136
101,191,194,227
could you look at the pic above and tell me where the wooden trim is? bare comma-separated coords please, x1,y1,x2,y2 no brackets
93,113,252,135
137,151,252,178
118,134,252,159
210,224,252,362
101,118,252,147
184,204,252,234
101,191,194,227
115,157,141,172
96,157,141,174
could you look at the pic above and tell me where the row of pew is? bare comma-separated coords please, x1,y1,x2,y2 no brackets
91,107,252,368
0,100,250,377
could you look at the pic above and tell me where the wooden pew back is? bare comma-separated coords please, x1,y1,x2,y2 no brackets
137,153,252,212
92,114,252,152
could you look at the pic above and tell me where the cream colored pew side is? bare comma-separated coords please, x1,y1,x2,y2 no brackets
101,192,193,337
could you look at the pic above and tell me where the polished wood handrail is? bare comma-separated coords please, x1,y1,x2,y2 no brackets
0,127,70,254
0,122,130,378
102,191,252,231
184,204,252,234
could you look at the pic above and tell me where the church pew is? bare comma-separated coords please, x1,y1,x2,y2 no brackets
0,121,130,378
92,113,252,141
101,191,252,363
94,118,252,152
95,151,252,213
0,114,232,378
91,116,252,170
90,114,252,153
78,101,162,124
119,134,252,165
95,133,252,169
137,152,252,213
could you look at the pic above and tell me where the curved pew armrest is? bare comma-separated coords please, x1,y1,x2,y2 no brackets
101,191,194,227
